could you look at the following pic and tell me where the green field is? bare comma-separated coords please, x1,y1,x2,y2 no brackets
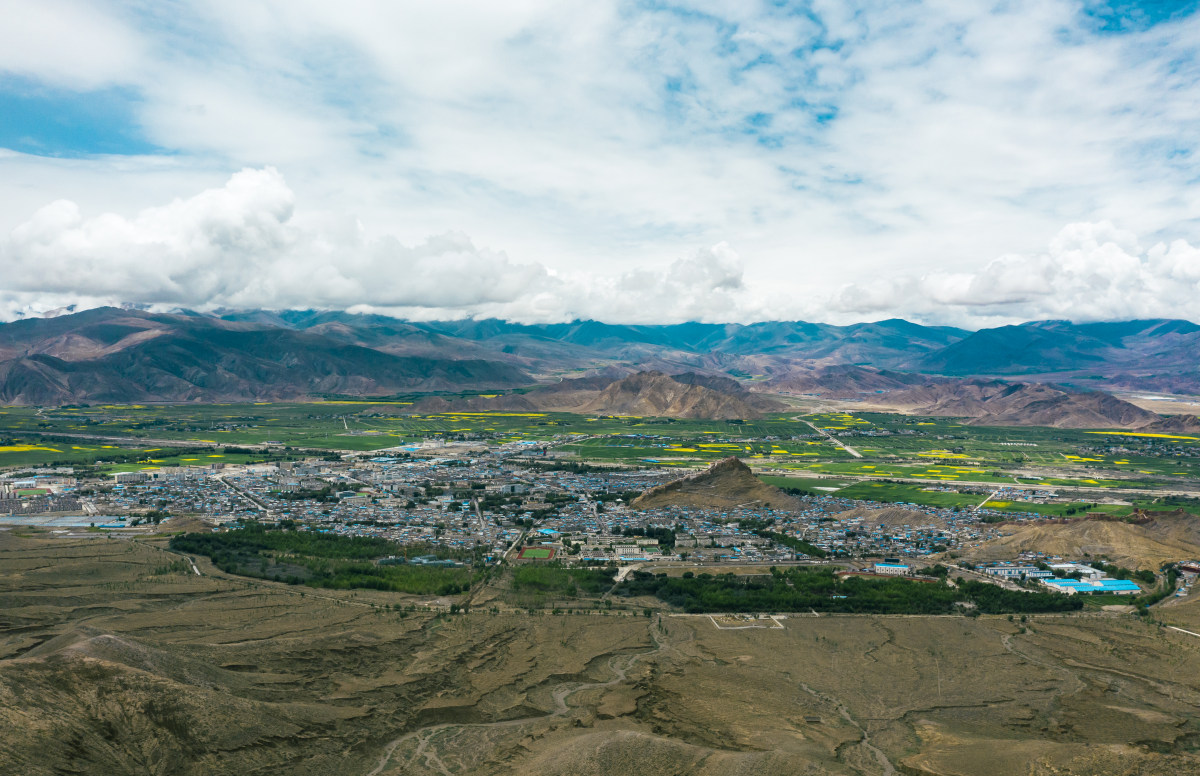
1,404,1197,502
518,547,555,560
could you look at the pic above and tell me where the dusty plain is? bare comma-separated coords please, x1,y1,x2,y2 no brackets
3,530,1200,775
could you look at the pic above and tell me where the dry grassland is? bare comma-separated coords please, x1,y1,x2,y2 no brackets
3,530,1200,775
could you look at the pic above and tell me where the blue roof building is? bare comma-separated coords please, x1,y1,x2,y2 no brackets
1044,578,1140,595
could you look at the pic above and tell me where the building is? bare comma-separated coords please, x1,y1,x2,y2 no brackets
872,562,910,576
983,564,1053,579
1042,578,1141,595
1047,563,1104,580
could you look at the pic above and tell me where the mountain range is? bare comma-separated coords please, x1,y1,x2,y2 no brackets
0,308,530,405
1,307,1198,413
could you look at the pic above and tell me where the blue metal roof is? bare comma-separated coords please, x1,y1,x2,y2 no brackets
1093,579,1141,591
1046,579,1140,592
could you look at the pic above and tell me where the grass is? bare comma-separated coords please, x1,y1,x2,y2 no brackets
831,482,1138,517
518,547,554,560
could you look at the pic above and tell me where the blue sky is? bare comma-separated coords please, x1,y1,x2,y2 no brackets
2,0,1200,326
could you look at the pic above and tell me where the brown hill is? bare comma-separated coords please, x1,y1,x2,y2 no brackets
833,506,951,529
632,456,799,510
882,379,1159,429
965,510,1200,569
966,387,1160,429
882,379,1010,415
400,371,774,420
763,364,935,397
1143,414,1200,434
580,372,769,419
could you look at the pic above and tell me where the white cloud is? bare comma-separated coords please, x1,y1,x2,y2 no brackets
0,168,764,323
0,0,143,88
2,2,1200,326
834,221,1200,325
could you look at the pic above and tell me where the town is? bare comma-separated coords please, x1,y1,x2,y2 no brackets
3,437,1189,602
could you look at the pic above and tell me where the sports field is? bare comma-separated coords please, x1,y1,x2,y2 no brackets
517,547,555,560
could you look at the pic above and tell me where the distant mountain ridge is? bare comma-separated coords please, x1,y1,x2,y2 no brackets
220,310,1200,391
0,308,530,404
1,307,1198,406
915,319,1200,382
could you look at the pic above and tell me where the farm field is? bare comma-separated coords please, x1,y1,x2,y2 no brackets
0,440,282,473
2,404,1198,504
832,482,1137,518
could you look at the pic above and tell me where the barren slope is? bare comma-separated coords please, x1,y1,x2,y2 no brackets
965,511,1200,569
632,456,799,510
580,372,769,419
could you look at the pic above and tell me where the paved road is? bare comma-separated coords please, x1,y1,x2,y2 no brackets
800,419,862,458
214,475,268,512
974,489,1001,511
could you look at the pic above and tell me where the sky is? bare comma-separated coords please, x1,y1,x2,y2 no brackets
2,0,1200,328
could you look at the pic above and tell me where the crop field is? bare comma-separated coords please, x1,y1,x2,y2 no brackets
0,441,276,472
831,482,1140,517
2,404,1198,504
0,404,811,451
560,434,851,466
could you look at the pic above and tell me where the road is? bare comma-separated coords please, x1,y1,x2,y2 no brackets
800,419,862,458
501,526,530,563
214,475,268,513
1167,626,1200,639
5,427,354,455
974,489,1001,511
945,563,1027,591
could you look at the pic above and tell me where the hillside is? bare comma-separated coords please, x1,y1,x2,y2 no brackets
1143,414,1200,434
966,388,1161,428
7,308,1200,404
632,456,799,510
764,364,939,397
965,510,1200,569
580,372,779,419
832,505,953,530
0,308,530,404
912,319,1200,391
881,380,1160,429
401,371,776,419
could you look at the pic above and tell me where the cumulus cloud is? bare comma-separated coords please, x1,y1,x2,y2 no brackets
5,0,1200,310
0,168,763,324
833,221,1200,325
7,169,1200,328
